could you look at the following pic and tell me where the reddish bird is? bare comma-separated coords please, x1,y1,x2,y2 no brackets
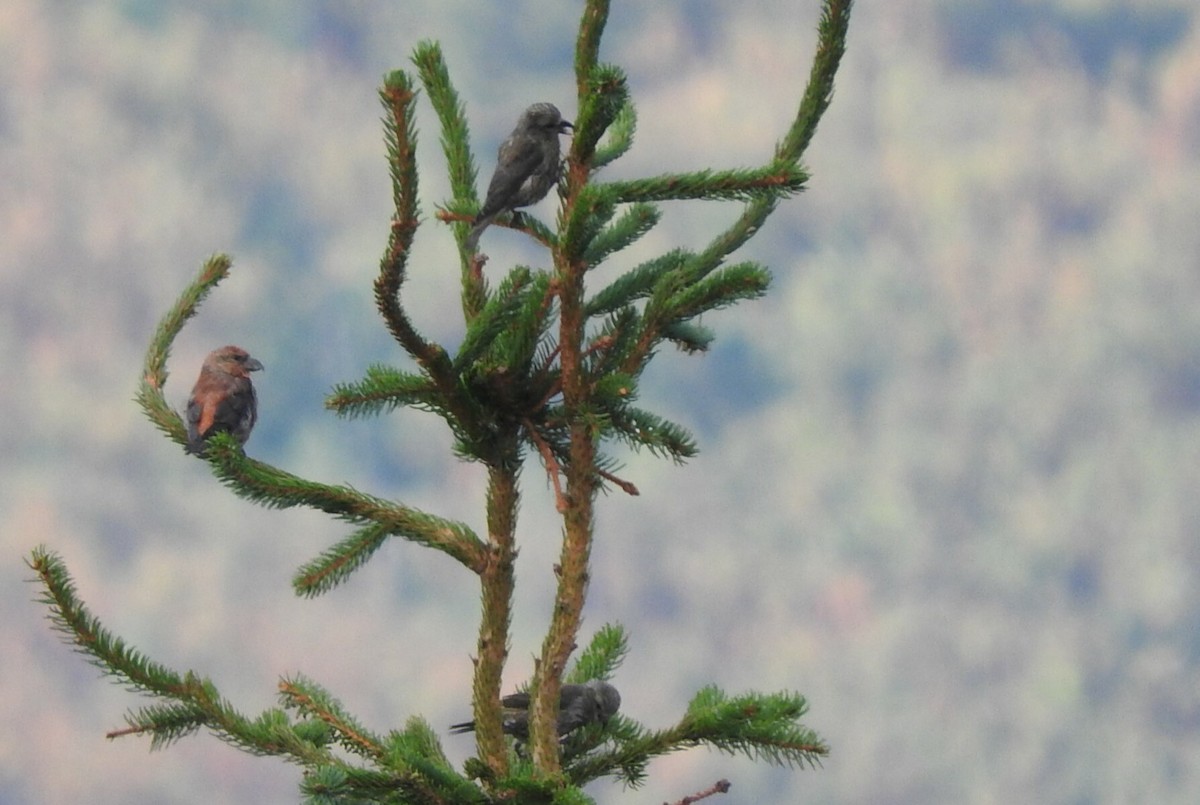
185,345,264,455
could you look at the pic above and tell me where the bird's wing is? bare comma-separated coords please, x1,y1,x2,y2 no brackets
185,395,207,451
477,136,546,219
208,381,255,435
499,690,532,709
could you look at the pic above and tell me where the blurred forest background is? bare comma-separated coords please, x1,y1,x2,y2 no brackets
4,1,1199,803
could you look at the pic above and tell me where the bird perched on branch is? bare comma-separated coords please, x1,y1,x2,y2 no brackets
185,345,264,456
449,679,621,739
466,102,573,251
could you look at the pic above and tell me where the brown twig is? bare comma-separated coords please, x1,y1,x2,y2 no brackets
435,209,473,226
583,334,614,358
278,680,384,760
533,378,564,414
469,250,487,285
665,779,732,805
537,343,563,377
525,419,570,512
532,335,615,415
435,208,555,247
598,468,639,496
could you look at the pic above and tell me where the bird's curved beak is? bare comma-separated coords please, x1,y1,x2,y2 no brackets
559,120,574,134
245,357,265,372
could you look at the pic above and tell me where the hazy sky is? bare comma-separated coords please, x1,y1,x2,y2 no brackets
5,2,1199,803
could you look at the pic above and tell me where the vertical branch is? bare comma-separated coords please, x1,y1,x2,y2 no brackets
501,0,850,788
574,0,610,95
473,459,521,779
778,0,854,162
411,41,478,203
685,0,854,279
530,260,597,776
410,41,488,320
523,0,612,777
136,254,232,447
375,70,449,376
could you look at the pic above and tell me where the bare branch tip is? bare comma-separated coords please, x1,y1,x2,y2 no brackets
105,724,144,741
666,778,733,805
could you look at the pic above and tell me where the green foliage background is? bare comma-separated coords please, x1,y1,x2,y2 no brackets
4,1,1199,802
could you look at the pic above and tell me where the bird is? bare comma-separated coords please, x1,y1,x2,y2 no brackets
185,345,264,456
466,102,574,251
449,679,621,739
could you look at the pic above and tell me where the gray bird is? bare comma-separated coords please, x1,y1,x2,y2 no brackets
466,102,573,251
449,679,621,739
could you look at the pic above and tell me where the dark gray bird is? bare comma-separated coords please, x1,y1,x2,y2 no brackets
466,102,573,251
449,679,621,739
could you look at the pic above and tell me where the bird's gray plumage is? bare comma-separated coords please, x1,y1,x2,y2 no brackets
449,679,620,738
466,102,573,251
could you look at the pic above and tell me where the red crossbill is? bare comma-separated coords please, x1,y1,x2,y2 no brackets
185,345,263,456
466,103,573,251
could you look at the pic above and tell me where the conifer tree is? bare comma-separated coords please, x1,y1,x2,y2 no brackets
29,1,853,802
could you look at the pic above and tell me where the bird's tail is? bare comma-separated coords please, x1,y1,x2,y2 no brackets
465,213,495,252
